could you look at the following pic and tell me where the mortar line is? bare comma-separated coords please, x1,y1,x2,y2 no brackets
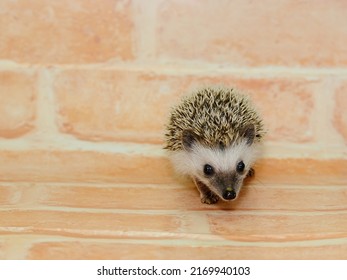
1,61,347,77
2,206,347,216
3,233,347,249
36,68,60,136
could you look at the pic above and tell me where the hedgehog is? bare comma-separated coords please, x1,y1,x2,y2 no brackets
164,87,265,204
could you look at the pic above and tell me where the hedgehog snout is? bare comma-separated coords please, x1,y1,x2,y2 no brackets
222,189,237,200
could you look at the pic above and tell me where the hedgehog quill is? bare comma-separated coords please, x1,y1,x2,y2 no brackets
164,87,265,204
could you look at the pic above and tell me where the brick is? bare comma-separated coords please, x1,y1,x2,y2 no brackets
207,211,347,242
0,210,181,238
38,184,201,210
0,150,174,184
0,71,36,138
0,0,134,64
236,184,347,212
156,0,347,67
38,183,347,212
208,212,347,242
334,83,347,143
53,70,317,143
53,70,191,143
254,158,347,186
0,185,22,206
0,149,346,185
28,240,347,259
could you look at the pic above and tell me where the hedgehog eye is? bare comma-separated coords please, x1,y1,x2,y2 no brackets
203,164,214,176
236,161,245,173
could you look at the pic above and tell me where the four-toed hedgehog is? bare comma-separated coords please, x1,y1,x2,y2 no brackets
164,87,265,204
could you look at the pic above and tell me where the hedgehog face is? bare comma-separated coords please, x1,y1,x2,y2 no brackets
188,141,257,201
169,129,260,202
201,162,245,201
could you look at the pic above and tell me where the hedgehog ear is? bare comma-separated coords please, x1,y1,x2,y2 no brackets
243,124,255,145
182,129,199,151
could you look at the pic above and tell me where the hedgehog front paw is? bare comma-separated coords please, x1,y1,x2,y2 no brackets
193,177,219,204
201,192,219,204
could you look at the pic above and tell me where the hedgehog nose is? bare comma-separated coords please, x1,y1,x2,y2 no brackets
223,190,236,200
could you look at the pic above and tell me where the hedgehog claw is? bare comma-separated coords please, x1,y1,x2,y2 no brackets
201,193,219,204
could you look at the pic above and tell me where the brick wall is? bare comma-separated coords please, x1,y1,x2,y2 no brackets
0,0,346,181
0,0,347,157
1,0,347,260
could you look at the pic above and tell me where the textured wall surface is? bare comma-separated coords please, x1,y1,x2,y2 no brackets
0,0,346,259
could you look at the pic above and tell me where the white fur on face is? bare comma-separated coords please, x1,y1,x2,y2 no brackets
169,140,260,178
